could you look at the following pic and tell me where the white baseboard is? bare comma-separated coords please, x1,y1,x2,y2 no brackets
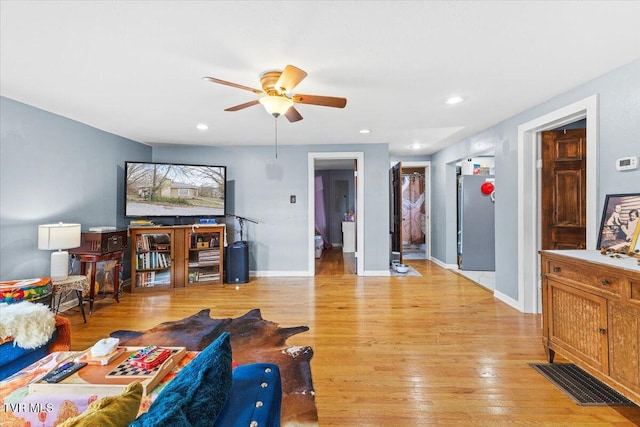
429,256,458,269
251,270,312,277
363,270,391,276
494,289,522,312
54,297,82,313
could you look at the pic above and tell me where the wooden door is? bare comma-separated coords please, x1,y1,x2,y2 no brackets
541,129,587,250
390,162,403,263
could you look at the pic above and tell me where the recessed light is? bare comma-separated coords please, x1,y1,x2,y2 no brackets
359,129,371,134
445,96,464,105
410,143,422,150
196,123,209,131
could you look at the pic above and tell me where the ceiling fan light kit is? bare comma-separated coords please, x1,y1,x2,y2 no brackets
259,95,294,117
203,64,347,123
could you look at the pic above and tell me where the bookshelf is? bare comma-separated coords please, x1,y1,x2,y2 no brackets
130,228,173,292
129,225,225,292
185,229,223,285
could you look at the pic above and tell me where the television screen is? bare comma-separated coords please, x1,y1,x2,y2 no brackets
125,161,226,217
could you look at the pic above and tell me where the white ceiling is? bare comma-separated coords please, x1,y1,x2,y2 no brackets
1,1,639,156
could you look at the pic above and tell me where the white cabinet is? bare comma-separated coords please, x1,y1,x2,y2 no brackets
342,221,355,252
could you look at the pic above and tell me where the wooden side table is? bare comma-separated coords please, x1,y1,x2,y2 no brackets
71,250,124,314
51,275,89,323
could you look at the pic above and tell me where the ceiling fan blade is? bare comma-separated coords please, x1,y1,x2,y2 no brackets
293,94,347,108
224,99,260,111
203,77,264,95
275,65,308,93
285,106,303,123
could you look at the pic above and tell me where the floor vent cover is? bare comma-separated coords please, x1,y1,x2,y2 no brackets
530,363,636,406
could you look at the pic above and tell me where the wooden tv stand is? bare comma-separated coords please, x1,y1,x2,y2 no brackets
540,250,640,405
129,225,225,292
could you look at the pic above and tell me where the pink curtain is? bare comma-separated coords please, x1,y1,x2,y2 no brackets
314,176,332,249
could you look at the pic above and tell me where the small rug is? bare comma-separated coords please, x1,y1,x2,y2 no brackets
390,265,422,277
111,309,318,427
530,363,636,406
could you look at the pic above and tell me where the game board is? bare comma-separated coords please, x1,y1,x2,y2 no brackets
106,348,181,378
28,346,186,396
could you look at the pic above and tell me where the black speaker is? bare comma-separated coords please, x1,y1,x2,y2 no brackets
225,241,249,284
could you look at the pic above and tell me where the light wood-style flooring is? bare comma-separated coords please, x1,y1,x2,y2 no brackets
66,257,640,426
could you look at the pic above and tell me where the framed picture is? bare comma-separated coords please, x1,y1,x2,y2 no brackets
597,193,640,250
628,224,640,258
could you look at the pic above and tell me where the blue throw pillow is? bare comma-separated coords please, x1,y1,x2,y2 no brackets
130,332,233,427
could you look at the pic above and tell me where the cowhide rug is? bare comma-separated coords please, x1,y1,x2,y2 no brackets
110,308,318,427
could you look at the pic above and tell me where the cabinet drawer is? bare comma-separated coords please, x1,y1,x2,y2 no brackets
546,259,624,297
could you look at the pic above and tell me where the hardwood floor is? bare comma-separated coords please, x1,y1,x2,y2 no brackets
315,246,355,275
65,259,640,426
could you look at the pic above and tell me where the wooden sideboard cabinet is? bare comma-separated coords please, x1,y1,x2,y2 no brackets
540,250,640,404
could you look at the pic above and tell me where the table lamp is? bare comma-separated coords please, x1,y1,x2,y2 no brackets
38,222,81,280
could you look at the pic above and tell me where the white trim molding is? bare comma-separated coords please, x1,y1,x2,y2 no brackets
308,152,365,276
517,94,598,313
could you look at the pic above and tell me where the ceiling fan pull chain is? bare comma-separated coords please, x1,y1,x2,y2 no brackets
274,116,278,158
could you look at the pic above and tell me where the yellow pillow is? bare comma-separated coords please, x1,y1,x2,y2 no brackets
59,381,143,427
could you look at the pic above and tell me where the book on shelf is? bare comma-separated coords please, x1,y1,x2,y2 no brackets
136,252,170,270
188,271,220,283
136,270,171,287
88,226,117,232
130,219,155,227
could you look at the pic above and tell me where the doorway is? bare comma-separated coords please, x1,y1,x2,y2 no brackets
517,95,598,313
308,152,364,276
390,161,431,264
540,123,587,250
454,156,496,290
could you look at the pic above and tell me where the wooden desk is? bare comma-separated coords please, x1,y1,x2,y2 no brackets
71,250,124,314
70,230,127,314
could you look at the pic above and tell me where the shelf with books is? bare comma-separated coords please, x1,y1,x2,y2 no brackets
129,225,226,292
130,228,174,292
185,228,224,286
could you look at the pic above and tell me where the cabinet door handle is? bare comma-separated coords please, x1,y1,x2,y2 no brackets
599,328,607,335
552,266,561,273
601,279,610,286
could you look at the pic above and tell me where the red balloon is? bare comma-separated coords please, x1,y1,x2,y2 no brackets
480,181,494,195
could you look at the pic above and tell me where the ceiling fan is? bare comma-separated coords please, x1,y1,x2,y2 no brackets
203,65,347,122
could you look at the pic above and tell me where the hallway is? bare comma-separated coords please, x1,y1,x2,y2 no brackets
314,246,356,276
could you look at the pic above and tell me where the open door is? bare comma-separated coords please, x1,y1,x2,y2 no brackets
390,162,403,264
541,128,587,250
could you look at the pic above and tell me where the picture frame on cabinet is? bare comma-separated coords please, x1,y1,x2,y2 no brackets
628,223,640,258
597,193,640,250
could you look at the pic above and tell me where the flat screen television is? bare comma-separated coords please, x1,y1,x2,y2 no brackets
125,161,226,218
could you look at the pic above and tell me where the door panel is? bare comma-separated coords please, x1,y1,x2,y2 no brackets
541,129,587,250
390,162,402,263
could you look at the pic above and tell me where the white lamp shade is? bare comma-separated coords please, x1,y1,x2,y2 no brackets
38,223,81,250
259,95,294,116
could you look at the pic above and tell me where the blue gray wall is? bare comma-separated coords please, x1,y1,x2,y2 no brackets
428,59,640,301
0,97,151,280
151,143,390,273
0,96,390,279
